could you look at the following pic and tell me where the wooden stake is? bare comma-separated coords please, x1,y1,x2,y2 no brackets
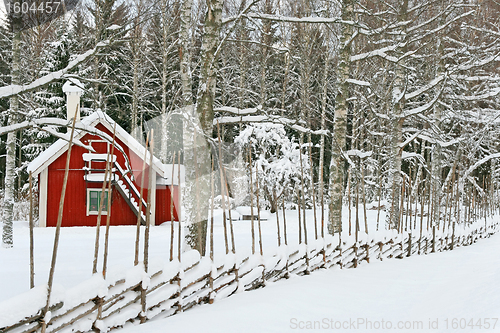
282,194,288,246
93,127,116,274
254,160,264,256
361,162,368,234
299,146,308,246
29,171,34,289
209,154,215,304
275,192,281,247
223,169,236,254
210,154,215,260
248,147,255,254
193,131,202,252
144,133,154,273
102,125,118,279
170,152,176,261
41,112,78,333
376,156,382,231
217,121,229,254
419,183,425,254
135,131,150,266
427,180,432,231
178,152,182,262
405,171,411,232
348,168,352,236
222,160,238,284
399,181,405,233
308,140,318,240
140,132,154,323
355,178,359,243
432,224,436,253
297,186,302,244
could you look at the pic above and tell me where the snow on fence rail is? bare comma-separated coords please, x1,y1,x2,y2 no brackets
1,221,497,333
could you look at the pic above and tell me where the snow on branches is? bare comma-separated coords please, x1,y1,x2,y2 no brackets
235,123,310,208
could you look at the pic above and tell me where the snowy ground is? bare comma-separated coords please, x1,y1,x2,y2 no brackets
0,206,384,301
1,206,498,332
119,233,500,333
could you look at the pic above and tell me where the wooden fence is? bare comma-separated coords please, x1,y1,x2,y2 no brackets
1,221,497,333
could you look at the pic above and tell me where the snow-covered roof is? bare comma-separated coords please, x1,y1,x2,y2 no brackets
27,111,165,177
62,78,84,94
158,164,185,186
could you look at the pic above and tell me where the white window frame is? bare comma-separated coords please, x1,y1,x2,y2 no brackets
87,188,110,216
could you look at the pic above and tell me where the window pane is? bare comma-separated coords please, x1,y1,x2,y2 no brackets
101,192,108,212
89,191,99,211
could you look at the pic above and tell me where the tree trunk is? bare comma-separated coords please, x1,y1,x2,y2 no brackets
327,0,354,235
160,0,172,162
385,0,408,230
430,3,446,229
184,0,223,254
2,31,20,248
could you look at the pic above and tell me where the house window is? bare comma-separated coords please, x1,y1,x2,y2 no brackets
87,189,109,215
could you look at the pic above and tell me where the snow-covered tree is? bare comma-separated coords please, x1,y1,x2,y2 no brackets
235,122,310,212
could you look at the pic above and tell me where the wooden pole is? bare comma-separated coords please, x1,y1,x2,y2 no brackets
299,147,308,246
141,132,154,323
297,186,302,244
376,157,382,231
193,131,202,253
308,140,318,240
399,181,405,234
170,152,176,261
427,179,432,231
348,168,352,235
210,154,215,261
282,194,288,246
413,167,422,230
223,168,236,254
29,171,34,289
217,121,229,254
432,224,436,253
254,160,264,256
93,128,116,274
361,162,368,234
144,133,154,273
275,192,281,247
209,154,215,304
102,125,118,279
405,171,411,232
248,146,255,254
178,152,182,262
221,158,238,284
455,166,460,223
419,183,426,254
298,141,307,244
355,178,359,243
135,132,150,266
41,112,78,333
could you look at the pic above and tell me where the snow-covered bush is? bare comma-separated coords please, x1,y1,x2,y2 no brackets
235,123,310,212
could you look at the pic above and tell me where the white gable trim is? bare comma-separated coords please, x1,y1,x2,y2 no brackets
38,168,48,227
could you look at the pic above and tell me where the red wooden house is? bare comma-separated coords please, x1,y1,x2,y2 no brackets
27,111,183,227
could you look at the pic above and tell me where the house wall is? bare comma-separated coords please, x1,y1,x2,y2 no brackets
44,124,179,227
156,185,180,225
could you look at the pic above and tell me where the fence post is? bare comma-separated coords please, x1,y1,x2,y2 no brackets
432,225,436,253
407,233,412,257
29,171,34,289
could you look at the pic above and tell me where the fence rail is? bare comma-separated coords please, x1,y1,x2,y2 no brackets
1,221,497,333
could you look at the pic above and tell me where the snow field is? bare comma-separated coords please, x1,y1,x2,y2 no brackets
0,207,498,332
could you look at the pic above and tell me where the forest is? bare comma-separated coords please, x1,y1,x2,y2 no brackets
0,0,499,251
